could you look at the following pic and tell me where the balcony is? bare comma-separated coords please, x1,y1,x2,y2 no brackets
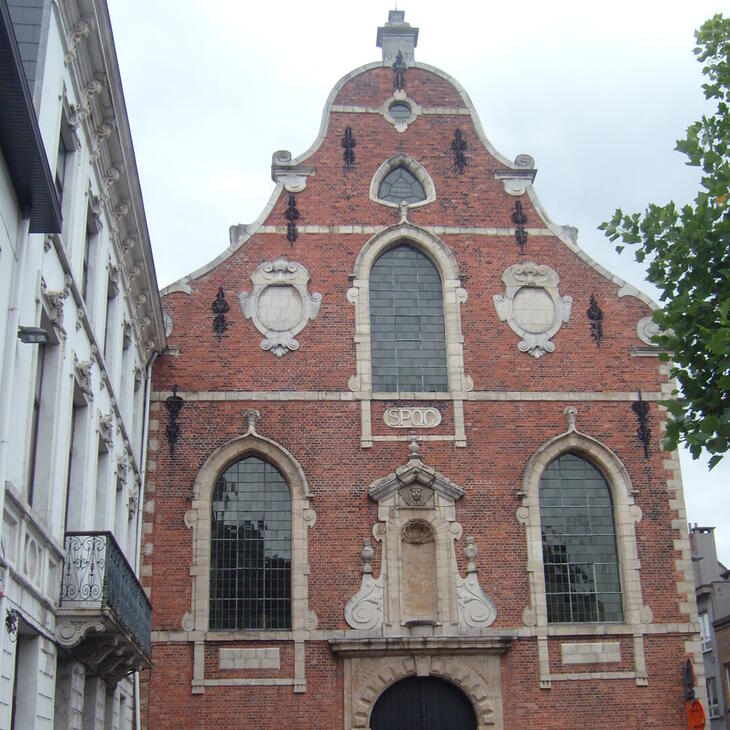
57,532,151,684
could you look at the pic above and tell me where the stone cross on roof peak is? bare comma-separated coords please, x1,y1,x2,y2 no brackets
376,10,419,65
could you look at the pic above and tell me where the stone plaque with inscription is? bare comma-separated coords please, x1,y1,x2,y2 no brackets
383,407,441,429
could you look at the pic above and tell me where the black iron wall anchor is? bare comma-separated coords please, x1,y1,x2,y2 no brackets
211,286,230,341
587,295,604,347
392,50,406,91
512,201,528,253
285,193,299,245
631,390,651,458
452,129,467,173
165,385,184,456
342,127,356,171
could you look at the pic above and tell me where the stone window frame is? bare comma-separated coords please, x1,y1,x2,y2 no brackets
183,432,317,640
517,419,652,686
369,154,436,209
347,223,472,447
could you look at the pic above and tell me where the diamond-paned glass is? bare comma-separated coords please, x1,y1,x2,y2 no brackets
369,244,448,392
210,456,291,630
377,166,427,204
539,453,623,623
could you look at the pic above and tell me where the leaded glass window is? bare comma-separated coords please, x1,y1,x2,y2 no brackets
370,244,448,392
210,456,291,630
539,453,623,623
377,166,426,204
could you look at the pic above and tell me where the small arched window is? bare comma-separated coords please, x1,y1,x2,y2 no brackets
377,166,426,204
369,244,448,392
210,456,291,630
539,453,623,623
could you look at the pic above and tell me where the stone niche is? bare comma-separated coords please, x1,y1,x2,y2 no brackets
344,441,496,634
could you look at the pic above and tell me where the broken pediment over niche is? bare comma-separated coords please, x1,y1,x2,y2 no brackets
238,259,322,357
368,441,463,515
493,262,572,358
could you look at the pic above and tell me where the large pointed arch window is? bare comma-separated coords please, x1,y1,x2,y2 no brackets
210,456,291,630
369,244,448,392
539,453,623,623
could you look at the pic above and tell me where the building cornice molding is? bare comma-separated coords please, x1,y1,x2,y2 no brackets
56,0,166,359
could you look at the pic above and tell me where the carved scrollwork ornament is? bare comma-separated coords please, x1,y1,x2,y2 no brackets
65,18,93,64
98,413,114,450
238,259,322,357
493,262,572,358
100,166,120,204
71,79,103,124
40,278,68,335
344,538,384,630
90,122,113,162
456,536,497,629
74,356,94,401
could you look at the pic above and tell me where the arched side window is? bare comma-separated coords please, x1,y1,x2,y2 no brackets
210,456,291,630
377,166,426,204
539,453,622,623
369,244,448,393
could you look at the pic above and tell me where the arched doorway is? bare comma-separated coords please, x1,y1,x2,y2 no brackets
370,676,477,730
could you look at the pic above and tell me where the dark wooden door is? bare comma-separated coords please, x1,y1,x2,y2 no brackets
370,676,477,730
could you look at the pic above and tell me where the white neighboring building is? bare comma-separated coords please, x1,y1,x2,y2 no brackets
0,0,165,728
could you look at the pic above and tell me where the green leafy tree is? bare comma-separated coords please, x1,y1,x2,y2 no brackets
601,14,730,468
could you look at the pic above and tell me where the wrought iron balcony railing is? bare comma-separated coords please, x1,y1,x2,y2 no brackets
60,531,151,657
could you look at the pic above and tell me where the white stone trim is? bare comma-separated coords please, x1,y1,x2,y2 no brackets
182,431,316,693
369,154,435,208
379,90,423,132
493,262,572,358
517,422,651,687
153,620,698,643
561,641,621,665
152,389,665,402
238,259,322,357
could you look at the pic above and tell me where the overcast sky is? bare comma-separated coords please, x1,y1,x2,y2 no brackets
106,0,730,562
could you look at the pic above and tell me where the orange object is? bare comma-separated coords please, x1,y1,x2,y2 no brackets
686,699,706,729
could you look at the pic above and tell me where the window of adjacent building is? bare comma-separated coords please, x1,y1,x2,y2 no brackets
55,116,74,206
539,453,623,623
10,629,39,730
369,244,448,393
377,166,426,204
82,203,99,303
63,385,89,532
26,342,46,505
103,268,118,363
699,611,712,652
95,438,110,530
707,676,720,718
210,456,291,630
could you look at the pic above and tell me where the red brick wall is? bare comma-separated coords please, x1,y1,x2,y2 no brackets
143,62,694,728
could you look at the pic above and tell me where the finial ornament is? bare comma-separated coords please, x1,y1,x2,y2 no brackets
244,408,261,434
564,406,578,431
408,439,421,461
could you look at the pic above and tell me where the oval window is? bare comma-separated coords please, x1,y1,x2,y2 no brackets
389,102,412,120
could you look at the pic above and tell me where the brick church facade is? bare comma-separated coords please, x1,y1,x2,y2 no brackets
141,12,706,729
